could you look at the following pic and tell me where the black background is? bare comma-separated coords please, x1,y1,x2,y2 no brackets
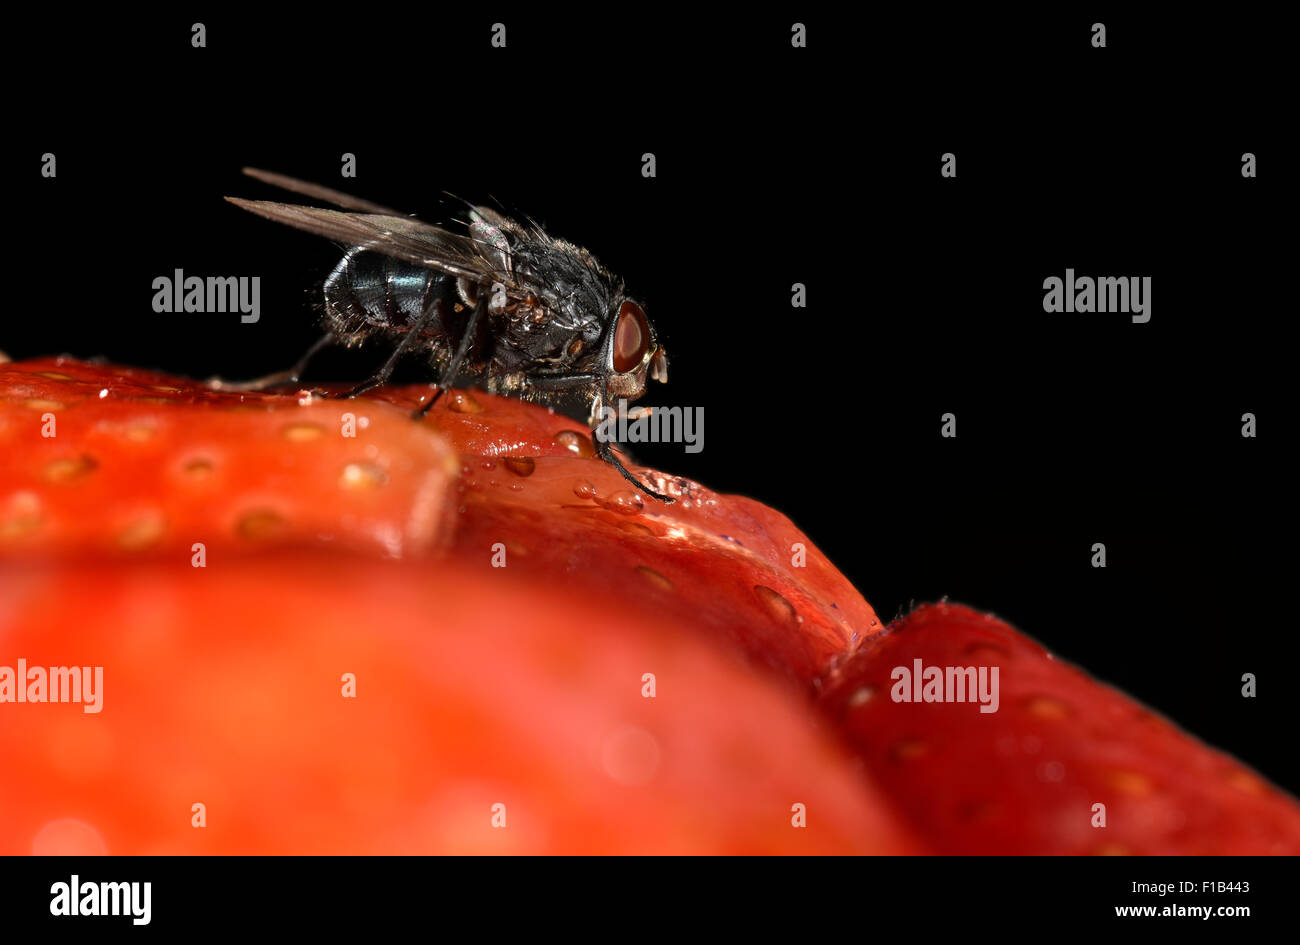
9,10,1295,798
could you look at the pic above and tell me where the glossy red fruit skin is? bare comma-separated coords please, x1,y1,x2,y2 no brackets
0,357,912,854
17,358,1296,856
0,553,922,855
0,359,462,560
377,375,886,683
818,602,1300,855
0,357,887,683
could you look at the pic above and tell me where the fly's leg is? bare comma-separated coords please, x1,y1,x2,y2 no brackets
593,435,676,504
206,332,336,392
338,300,442,399
492,372,676,503
412,295,487,418
286,331,337,383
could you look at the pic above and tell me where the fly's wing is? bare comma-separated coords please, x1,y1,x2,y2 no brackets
240,167,403,215
225,197,515,287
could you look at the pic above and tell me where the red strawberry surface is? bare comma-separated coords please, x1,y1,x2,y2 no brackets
0,357,879,681
0,361,461,560
819,601,1300,854
0,357,900,853
0,553,918,854
3,356,1299,854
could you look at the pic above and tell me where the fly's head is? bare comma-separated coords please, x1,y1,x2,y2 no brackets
594,294,667,410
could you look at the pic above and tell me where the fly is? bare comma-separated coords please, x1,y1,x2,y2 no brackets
218,168,673,502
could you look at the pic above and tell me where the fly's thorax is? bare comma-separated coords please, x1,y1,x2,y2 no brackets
489,272,611,375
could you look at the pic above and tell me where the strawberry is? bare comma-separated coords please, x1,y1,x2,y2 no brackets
322,378,881,683
8,357,1299,855
0,358,461,560
0,356,911,853
0,357,884,680
818,601,1300,854
0,553,920,854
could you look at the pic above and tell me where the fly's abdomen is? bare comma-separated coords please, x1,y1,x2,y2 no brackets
323,248,455,344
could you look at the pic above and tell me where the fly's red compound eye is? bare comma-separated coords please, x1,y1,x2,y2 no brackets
613,300,649,373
